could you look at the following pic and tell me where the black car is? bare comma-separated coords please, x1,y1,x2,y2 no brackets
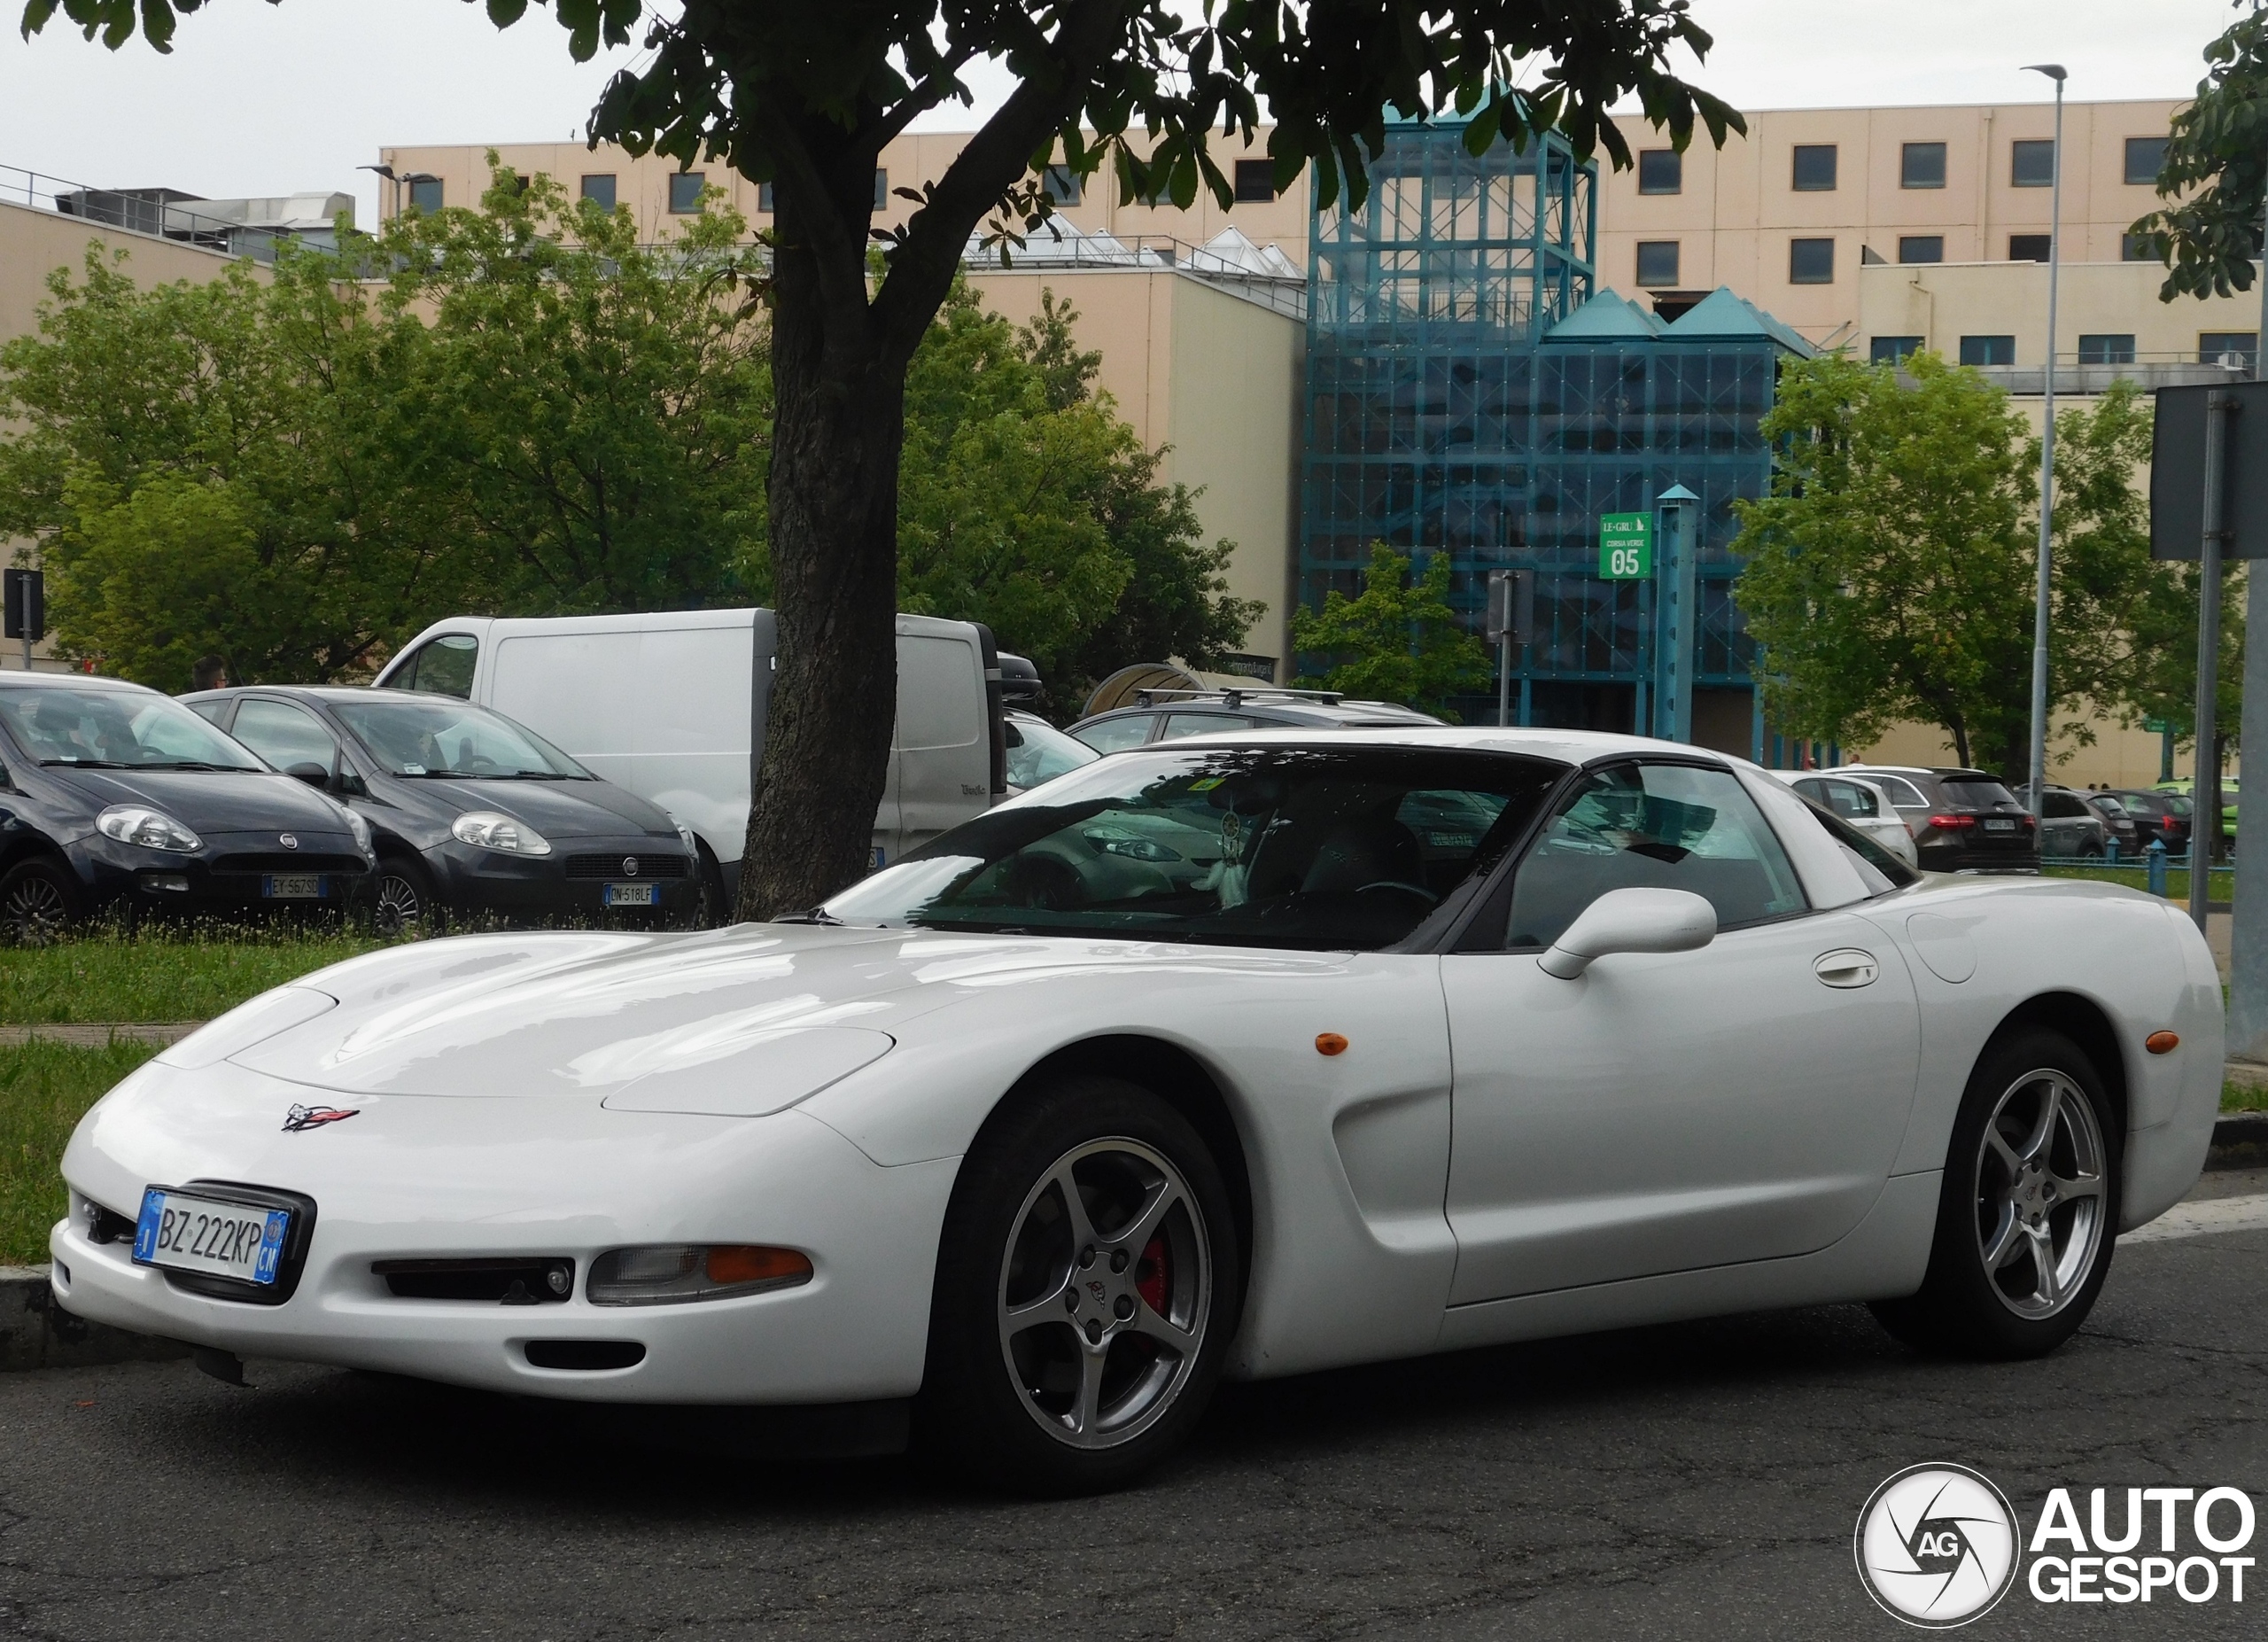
1070,688,1442,753
186,687,703,933
0,673,375,942
2101,789,2194,856
1829,765,2041,873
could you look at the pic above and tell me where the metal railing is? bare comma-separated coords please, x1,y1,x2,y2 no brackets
962,230,1308,319
1,162,302,263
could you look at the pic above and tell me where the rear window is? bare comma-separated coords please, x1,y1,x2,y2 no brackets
1861,774,1930,807
1941,777,2020,809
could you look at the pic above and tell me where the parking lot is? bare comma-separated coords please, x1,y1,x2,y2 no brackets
3,1183,2262,1641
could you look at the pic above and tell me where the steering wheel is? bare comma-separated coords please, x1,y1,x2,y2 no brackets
461,753,501,774
1355,880,1439,907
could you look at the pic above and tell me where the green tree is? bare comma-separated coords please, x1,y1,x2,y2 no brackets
1731,354,2155,781
24,0,1744,917
1293,545,1490,720
2130,1,2268,299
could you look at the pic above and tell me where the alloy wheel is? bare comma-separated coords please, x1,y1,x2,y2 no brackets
996,1137,1211,1450
373,871,423,937
1972,1069,2107,1319
4,873,70,946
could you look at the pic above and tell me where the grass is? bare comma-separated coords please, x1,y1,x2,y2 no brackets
0,924,382,1025
0,1039,160,1265
2225,1078,2268,1116
2043,863,2236,900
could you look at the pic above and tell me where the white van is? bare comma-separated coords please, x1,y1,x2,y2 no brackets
372,610,1005,899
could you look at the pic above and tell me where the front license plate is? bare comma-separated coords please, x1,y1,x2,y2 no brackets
1982,819,2017,833
133,1189,289,1286
261,874,324,899
603,882,656,907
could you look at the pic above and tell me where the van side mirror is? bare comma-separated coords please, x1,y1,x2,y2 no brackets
1538,887,1717,979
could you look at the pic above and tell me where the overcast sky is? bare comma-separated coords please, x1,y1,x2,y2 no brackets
0,0,2243,229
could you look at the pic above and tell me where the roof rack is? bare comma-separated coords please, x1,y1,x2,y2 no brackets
1130,686,1346,709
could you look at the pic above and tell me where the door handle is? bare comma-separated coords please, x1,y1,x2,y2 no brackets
1814,949,1879,989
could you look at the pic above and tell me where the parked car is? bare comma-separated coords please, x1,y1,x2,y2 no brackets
185,686,700,935
1770,771,1919,868
2076,790,2141,857
2154,776,2237,844
55,728,2220,1496
1827,766,2040,872
2013,783,2113,860
1069,687,1442,753
374,610,1006,885
1003,709,1098,794
2102,789,2194,856
0,673,373,942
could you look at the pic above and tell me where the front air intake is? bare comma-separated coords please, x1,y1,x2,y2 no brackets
373,1257,574,1303
524,1340,646,1371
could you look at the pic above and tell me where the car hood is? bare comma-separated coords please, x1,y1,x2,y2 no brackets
220,922,1322,1107
392,775,675,839
45,767,355,835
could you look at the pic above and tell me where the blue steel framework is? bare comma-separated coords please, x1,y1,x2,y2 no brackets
1300,122,1792,747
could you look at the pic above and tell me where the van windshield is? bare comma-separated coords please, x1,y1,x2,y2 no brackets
332,698,588,779
823,745,1563,951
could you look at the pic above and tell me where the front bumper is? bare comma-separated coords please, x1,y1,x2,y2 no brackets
423,840,699,920
69,830,373,915
54,1070,959,1404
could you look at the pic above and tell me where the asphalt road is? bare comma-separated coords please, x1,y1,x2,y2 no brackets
4,1198,2264,1641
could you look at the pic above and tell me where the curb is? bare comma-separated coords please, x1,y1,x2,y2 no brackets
0,1265,187,1372
0,1022,202,1047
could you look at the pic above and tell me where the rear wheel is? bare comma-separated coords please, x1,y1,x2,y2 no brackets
918,1076,1240,1494
1872,1028,2118,1358
0,858,80,946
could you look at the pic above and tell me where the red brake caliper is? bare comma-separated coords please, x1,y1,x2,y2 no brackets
1136,1234,1169,1314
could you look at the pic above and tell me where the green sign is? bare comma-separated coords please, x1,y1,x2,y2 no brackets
1599,512,1653,579
2144,718,2171,734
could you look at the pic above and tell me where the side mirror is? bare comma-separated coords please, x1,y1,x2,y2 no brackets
1539,887,1717,979
284,762,330,789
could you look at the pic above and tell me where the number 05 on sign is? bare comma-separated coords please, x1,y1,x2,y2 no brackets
1599,512,1652,579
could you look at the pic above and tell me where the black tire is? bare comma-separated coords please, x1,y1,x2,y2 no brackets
687,844,730,929
0,856,82,946
1872,1027,2119,1358
917,1075,1242,1495
369,854,442,938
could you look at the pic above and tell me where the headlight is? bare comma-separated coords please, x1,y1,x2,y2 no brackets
96,805,201,852
666,813,697,857
344,808,374,857
451,811,551,855
586,1244,812,1306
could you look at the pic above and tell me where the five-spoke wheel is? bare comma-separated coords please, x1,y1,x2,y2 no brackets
1972,1068,2107,1319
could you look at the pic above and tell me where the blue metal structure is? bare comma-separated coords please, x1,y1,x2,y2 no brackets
1300,121,1813,747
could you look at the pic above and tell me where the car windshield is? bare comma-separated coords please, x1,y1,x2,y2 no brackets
1006,713,1099,790
1942,777,2022,810
823,745,1563,951
0,686,265,771
331,697,588,779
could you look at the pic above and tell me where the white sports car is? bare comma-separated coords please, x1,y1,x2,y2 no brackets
52,729,2223,1492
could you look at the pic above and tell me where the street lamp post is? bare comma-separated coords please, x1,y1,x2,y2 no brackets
2023,63,2066,822
357,163,439,222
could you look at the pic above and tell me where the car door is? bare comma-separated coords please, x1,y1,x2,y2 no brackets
1439,759,1922,1305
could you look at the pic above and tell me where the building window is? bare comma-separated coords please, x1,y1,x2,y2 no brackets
408,176,443,214
1233,160,1278,203
2122,231,2157,261
1791,144,1837,191
2201,331,2259,369
1638,149,1682,194
2010,139,2056,188
1898,235,1944,264
1043,165,1082,206
2126,136,2170,186
1870,336,1923,365
1958,335,2015,366
2078,334,2136,365
2008,233,2051,262
1901,142,1946,189
1635,241,1681,286
757,182,774,213
579,175,617,210
1790,237,1835,284
668,171,705,214
874,168,889,212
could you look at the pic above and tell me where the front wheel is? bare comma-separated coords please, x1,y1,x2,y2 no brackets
369,854,441,938
0,857,82,946
1872,1028,2118,1358
917,1076,1241,1494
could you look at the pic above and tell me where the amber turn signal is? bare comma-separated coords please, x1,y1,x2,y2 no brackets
2145,1031,2180,1055
705,1245,814,1286
1316,1032,1348,1056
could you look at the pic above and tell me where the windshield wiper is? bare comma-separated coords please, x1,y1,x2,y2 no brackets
147,760,252,773
39,759,137,769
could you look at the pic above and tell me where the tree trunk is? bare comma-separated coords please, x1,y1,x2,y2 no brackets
733,199,906,921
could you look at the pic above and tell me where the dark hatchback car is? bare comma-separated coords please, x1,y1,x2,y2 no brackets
185,687,699,933
1829,765,2041,872
0,673,374,941
2102,789,2194,856
1070,688,1443,753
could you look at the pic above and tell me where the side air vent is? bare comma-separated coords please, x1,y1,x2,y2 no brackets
373,1257,574,1304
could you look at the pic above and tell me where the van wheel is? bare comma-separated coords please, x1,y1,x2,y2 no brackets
0,858,80,946
1872,1028,2118,1359
370,856,441,938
